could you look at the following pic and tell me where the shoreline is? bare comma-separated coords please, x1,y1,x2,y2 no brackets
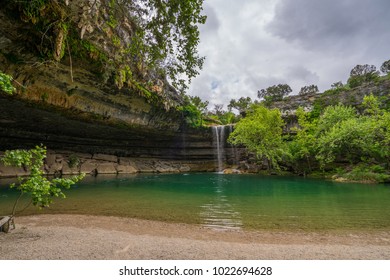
1,214,390,260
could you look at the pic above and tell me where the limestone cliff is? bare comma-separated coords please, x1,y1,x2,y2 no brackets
0,1,217,177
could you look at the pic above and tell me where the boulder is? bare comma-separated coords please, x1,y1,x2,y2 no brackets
0,164,29,177
45,162,63,175
96,162,118,174
80,160,99,174
223,168,241,174
179,165,191,172
93,154,118,163
117,164,138,174
61,163,80,175
154,160,181,173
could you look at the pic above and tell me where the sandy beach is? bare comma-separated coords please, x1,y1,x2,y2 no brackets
1,214,389,260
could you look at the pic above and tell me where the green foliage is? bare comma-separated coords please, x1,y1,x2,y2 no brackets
228,105,287,170
312,98,390,170
273,95,390,181
206,104,239,125
41,92,49,102
0,71,15,95
257,84,292,104
315,116,378,166
10,0,206,94
362,93,381,116
380,59,390,74
316,104,357,135
228,97,252,116
299,84,319,95
288,107,317,173
18,0,49,24
188,95,209,114
1,146,85,216
323,81,351,96
177,103,203,128
308,101,324,120
68,154,81,168
177,94,210,127
122,0,207,92
347,64,380,88
335,164,390,183
218,111,237,125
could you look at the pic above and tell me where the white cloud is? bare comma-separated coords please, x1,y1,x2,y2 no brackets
189,0,390,108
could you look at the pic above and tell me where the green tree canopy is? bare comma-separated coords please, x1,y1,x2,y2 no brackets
228,97,252,117
347,64,379,88
299,84,319,95
8,0,207,93
188,95,209,114
380,59,390,74
313,96,389,168
228,105,287,170
331,81,344,89
257,84,292,103
316,104,357,135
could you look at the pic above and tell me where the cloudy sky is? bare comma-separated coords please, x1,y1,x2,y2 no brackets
188,0,390,109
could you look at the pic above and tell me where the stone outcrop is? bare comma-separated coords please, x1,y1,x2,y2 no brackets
271,80,390,116
0,150,216,178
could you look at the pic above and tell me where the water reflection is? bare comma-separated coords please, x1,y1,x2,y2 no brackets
199,175,243,230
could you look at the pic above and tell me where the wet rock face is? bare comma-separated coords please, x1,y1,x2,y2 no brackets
0,94,218,177
0,150,216,178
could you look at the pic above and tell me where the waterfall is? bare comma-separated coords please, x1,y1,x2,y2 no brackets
212,125,226,172
212,125,240,172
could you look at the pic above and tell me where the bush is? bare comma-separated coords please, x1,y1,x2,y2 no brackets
0,146,85,222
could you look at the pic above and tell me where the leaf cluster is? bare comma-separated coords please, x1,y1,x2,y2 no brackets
347,64,380,88
228,105,287,170
0,71,15,95
177,95,208,127
228,97,252,116
257,84,292,103
380,60,390,74
1,146,85,213
290,94,390,175
299,84,319,96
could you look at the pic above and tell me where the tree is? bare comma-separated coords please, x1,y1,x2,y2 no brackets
139,0,207,91
257,84,292,103
0,146,84,231
8,0,207,92
288,107,317,173
212,104,225,116
331,81,344,89
188,95,209,114
380,59,390,74
299,84,319,96
228,105,287,170
347,64,379,88
315,104,357,135
314,98,390,168
228,97,252,116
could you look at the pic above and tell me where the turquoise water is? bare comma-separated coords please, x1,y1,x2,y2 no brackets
0,173,389,230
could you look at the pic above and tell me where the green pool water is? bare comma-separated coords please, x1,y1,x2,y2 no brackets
0,173,389,231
